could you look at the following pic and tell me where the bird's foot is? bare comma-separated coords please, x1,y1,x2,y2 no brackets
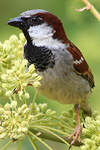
68,124,81,149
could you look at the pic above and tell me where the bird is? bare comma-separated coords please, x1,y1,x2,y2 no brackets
8,9,94,146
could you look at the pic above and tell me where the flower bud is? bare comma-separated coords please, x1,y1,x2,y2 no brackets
11,101,17,109
24,93,30,99
0,133,7,139
4,103,10,110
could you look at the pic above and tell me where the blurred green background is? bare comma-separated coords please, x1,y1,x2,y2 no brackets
0,0,100,149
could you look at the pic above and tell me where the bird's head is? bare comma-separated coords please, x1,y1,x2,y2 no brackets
8,9,68,45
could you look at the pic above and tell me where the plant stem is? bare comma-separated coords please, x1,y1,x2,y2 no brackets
29,128,83,146
16,141,23,150
28,136,38,150
33,125,70,146
81,0,100,21
29,131,54,150
1,140,12,150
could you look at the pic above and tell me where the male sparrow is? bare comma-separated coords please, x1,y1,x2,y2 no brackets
8,9,94,146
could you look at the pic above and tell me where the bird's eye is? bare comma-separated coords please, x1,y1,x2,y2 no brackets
31,17,36,22
30,16,43,25
33,16,42,21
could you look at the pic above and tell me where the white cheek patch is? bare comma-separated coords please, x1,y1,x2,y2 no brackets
28,23,54,40
28,23,66,50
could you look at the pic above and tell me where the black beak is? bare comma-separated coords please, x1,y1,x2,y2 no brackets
8,16,24,28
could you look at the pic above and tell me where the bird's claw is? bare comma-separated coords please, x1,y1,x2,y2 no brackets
68,125,81,149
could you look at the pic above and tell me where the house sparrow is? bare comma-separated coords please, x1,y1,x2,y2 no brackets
8,9,94,146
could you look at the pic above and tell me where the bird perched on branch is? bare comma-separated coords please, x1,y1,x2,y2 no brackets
8,9,94,147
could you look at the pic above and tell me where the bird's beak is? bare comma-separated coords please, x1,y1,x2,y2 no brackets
8,16,24,28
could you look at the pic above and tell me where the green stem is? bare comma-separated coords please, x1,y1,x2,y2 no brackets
16,141,23,150
52,116,75,128
28,136,38,150
34,125,69,146
29,131,54,150
33,89,38,104
1,140,12,150
29,127,83,146
31,89,38,114
31,125,69,137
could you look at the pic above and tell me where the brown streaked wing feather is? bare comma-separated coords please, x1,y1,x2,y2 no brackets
67,41,95,88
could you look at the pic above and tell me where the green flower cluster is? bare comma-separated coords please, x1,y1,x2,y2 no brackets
0,101,56,141
0,34,41,100
0,100,72,150
81,112,100,150
0,101,29,140
2,60,41,99
0,33,25,97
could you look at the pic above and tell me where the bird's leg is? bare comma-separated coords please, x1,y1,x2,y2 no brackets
68,104,81,148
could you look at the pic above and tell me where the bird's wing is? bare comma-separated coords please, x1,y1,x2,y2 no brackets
67,41,94,88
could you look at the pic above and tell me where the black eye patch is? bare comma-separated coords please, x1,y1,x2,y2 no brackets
27,16,44,26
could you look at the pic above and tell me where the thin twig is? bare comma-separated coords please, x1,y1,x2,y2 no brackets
76,0,100,22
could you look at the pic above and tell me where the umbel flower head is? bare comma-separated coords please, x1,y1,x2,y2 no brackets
0,33,25,97
1,59,41,98
0,101,56,141
0,101,29,140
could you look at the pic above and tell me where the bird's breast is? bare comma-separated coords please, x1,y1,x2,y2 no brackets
24,43,55,71
38,48,91,104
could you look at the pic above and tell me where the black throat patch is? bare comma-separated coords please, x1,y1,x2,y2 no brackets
24,43,55,71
